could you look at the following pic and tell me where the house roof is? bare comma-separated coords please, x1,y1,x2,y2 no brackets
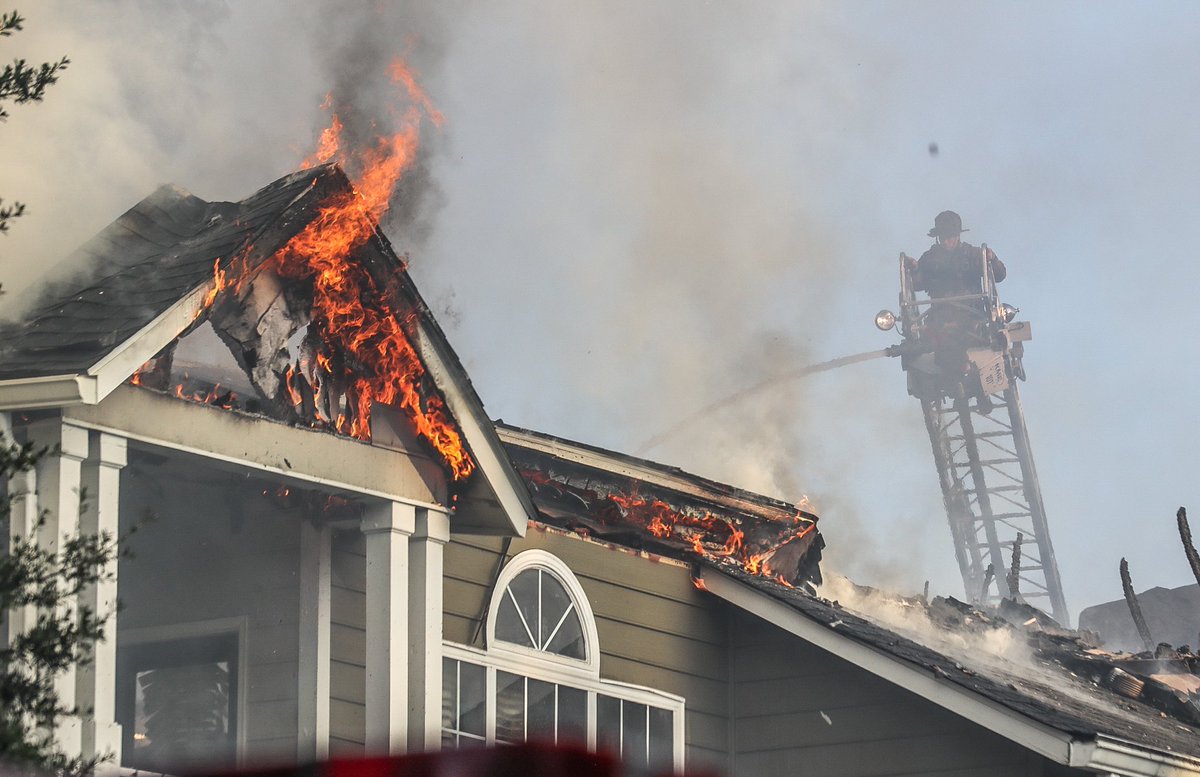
0,166,535,536
497,423,824,586
0,170,324,381
699,565,1200,774
496,423,1200,774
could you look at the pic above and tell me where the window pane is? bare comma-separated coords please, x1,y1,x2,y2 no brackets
648,706,673,769
441,658,457,731
495,671,525,743
441,731,457,750
544,608,586,659
496,587,535,648
459,662,486,737
118,633,239,773
526,679,555,741
135,661,232,772
596,694,621,757
622,701,648,769
539,574,572,648
558,686,587,745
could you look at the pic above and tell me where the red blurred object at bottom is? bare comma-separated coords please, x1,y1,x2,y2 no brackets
195,744,622,777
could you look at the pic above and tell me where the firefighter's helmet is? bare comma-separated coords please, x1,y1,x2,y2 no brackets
928,210,969,238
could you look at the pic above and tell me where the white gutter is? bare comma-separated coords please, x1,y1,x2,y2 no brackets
0,373,98,410
1070,736,1200,777
699,570,1200,776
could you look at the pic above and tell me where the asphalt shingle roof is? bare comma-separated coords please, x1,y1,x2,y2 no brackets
0,166,349,380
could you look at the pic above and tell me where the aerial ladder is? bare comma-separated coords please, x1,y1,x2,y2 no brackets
875,249,1069,624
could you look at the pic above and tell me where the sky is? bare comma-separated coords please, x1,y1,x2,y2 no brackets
3,1,1200,623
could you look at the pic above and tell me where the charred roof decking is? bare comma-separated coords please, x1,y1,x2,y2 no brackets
0,165,535,535
498,423,824,587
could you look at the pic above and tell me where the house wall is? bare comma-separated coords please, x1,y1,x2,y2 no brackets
328,529,367,756
442,523,732,772
729,610,1083,777
118,459,304,765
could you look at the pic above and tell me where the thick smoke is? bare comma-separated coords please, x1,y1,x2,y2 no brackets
0,1,936,595
312,0,460,248
11,3,1200,614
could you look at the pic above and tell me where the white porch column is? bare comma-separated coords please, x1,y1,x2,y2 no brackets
28,418,90,759
361,502,415,755
297,519,331,762
408,508,450,751
78,432,125,764
2,412,38,648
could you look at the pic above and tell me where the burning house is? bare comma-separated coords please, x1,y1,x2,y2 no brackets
2,164,1200,777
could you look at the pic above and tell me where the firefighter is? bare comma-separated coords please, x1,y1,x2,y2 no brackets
905,210,1006,405
910,210,1005,296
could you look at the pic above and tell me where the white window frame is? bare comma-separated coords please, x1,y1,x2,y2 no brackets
444,550,685,770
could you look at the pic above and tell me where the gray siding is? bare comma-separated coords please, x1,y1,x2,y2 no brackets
118,465,302,765
730,610,1075,777
444,524,731,772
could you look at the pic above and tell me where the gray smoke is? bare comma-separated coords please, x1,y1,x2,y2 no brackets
312,0,461,247
23,1,1195,612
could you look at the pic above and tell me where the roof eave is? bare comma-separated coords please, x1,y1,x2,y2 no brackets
700,570,1076,762
701,570,1200,776
417,319,531,538
1071,736,1200,777
0,277,215,412
496,423,813,523
0,373,98,410
87,278,214,398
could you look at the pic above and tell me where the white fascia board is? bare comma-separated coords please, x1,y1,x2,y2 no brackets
416,321,530,537
496,425,702,496
495,425,800,522
0,373,98,410
0,279,213,412
87,279,213,398
1071,736,1200,777
699,570,1075,763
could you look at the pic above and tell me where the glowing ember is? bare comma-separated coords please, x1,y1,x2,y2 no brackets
526,473,818,582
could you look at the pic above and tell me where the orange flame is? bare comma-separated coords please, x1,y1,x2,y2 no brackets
202,257,228,310
521,469,818,585
175,59,473,481
301,102,343,169
266,58,473,480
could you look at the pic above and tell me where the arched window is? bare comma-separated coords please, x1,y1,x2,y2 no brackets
494,566,586,659
442,550,684,772
490,551,596,666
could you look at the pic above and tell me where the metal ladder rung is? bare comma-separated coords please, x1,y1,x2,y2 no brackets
945,431,1013,441
954,457,1020,467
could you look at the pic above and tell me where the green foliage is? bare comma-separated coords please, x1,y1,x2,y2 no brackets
0,433,118,776
0,11,116,773
0,9,69,239
0,11,69,118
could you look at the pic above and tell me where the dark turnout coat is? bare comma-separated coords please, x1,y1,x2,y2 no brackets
913,241,1006,298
